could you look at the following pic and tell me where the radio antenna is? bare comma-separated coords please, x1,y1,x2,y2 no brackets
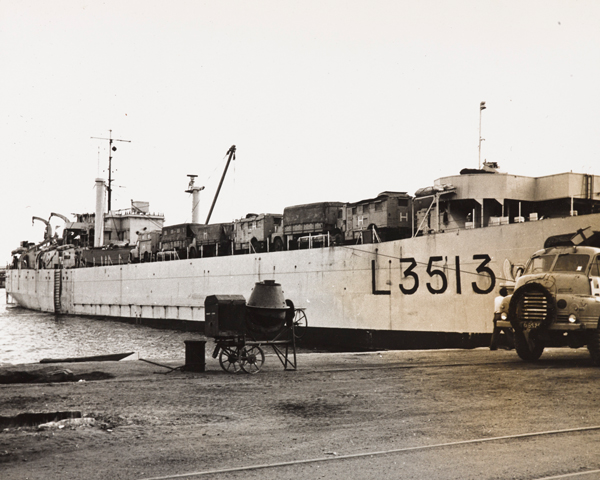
478,101,486,169
91,130,131,212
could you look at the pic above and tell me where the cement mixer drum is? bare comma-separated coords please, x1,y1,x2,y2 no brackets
246,280,290,334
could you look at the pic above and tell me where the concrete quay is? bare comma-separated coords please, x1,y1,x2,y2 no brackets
2,347,600,479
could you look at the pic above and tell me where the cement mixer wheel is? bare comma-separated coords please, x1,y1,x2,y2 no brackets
240,345,265,374
219,346,244,374
292,309,308,339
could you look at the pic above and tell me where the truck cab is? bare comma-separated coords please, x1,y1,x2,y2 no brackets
496,244,600,364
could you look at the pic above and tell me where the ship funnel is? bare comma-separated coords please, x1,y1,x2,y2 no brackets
95,178,105,247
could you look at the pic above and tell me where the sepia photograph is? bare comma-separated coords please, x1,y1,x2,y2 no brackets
2,1,600,478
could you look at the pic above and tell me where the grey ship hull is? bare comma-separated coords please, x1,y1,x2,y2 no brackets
8,213,599,350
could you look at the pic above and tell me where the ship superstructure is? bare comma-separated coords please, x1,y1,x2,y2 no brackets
416,162,598,234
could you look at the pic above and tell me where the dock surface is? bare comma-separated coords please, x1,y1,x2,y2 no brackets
2,347,600,479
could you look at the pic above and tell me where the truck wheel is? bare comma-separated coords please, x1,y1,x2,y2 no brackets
514,330,544,362
587,327,600,366
273,237,284,252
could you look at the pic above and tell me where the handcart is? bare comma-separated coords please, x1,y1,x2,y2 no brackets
212,306,307,374
205,281,308,374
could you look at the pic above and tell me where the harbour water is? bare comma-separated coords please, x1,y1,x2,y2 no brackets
0,290,207,366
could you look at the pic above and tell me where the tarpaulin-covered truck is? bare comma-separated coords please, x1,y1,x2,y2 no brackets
271,202,345,251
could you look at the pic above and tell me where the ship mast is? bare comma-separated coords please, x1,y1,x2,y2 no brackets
91,130,131,212
185,175,205,224
478,101,486,169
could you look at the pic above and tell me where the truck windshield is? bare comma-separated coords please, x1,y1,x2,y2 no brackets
524,253,590,275
524,254,555,274
553,254,590,272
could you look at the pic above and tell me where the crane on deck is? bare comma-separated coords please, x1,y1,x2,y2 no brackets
205,145,236,225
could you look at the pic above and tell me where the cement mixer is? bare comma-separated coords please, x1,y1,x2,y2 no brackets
205,280,307,373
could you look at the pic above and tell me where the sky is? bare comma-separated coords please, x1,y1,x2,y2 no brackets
1,0,600,260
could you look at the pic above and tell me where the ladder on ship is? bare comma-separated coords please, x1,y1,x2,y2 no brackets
584,174,594,200
53,269,62,314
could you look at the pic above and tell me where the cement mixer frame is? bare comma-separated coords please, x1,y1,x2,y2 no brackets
205,293,307,374
213,311,306,374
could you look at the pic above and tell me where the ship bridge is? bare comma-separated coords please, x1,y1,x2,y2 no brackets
415,169,600,235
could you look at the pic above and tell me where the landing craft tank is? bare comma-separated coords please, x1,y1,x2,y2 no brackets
8,159,600,352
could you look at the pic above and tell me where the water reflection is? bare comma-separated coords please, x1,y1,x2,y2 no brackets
0,292,206,365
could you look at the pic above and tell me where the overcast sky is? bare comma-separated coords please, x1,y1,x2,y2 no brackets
1,0,600,259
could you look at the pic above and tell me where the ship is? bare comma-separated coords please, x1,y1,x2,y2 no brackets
6,155,600,351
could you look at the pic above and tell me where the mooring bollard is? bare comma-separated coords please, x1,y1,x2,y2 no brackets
183,339,207,372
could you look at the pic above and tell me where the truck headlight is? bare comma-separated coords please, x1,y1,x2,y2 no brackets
568,314,577,323
500,312,508,321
